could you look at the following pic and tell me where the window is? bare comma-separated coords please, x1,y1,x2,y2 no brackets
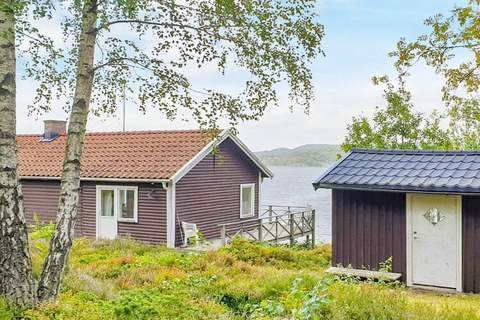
97,186,138,222
100,190,114,217
119,189,136,220
240,184,255,218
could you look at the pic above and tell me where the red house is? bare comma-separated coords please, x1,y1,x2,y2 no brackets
18,120,273,247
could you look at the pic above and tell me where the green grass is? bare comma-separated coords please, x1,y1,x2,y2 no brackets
2,226,480,319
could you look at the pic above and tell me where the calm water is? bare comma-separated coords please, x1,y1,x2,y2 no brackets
260,166,332,243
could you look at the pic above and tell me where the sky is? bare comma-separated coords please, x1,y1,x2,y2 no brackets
16,0,466,151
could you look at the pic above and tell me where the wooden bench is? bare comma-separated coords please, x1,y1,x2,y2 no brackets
325,267,402,281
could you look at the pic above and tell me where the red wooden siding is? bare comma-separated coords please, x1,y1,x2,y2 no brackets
22,179,60,225
22,179,84,235
332,189,406,279
80,182,167,244
175,138,260,246
462,196,480,293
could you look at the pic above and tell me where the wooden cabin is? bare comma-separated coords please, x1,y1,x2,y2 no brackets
314,149,480,293
18,120,273,248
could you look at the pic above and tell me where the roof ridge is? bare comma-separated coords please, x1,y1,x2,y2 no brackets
16,129,214,138
350,148,480,155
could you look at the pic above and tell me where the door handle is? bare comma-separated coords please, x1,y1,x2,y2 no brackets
413,231,419,240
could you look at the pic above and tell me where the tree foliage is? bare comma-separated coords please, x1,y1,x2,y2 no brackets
392,0,480,149
342,76,453,152
25,0,324,129
344,1,480,152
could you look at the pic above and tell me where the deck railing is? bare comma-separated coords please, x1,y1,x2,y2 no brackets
218,205,315,247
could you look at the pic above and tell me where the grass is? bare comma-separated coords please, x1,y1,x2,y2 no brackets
1,225,480,319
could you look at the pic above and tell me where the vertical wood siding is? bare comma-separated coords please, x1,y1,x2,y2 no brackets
462,196,480,293
80,182,167,244
22,179,60,225
175,138,260,246
332,189,406,279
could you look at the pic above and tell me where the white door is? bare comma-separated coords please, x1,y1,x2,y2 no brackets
408,194,461,290
97,188,118,239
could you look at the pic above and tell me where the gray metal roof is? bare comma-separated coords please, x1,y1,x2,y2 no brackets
313,149,480,194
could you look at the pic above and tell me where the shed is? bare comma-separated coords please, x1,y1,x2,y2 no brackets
313,149,480,293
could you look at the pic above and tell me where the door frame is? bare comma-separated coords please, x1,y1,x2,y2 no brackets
406,193,462,292
96,185,119,239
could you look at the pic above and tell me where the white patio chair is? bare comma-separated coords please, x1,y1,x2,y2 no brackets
181,221,199,247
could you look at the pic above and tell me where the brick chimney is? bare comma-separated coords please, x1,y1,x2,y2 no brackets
43,120,67,141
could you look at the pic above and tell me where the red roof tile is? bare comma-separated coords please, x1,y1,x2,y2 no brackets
17,130,213,180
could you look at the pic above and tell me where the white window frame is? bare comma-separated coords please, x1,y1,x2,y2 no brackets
96,185,138,223
240,183,255,219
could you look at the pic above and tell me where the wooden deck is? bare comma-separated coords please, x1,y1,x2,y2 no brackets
218,205,316,247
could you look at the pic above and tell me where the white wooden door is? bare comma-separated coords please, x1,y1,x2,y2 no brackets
97,188,118,239
409,194,461,289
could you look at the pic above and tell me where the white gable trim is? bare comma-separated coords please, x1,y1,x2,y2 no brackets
170,129,273,184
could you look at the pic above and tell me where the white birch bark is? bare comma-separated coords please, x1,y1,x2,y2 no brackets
37,0,98,301
0,6,37,306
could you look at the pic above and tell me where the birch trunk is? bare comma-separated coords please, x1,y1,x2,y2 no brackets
37,0,98,301
0,7,37,306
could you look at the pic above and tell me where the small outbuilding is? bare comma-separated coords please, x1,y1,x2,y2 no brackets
314,149,480,293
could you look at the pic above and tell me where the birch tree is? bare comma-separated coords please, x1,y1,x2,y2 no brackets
21,0,325,302
0,0,36,307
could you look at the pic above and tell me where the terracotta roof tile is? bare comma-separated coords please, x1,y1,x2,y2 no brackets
17,130,213,180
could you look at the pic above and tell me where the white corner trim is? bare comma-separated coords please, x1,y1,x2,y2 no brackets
166,181,176,248
406,193,462,292
171,129,273,184
456,195,463,292
240,183,255,219
406,193,413,287
258,171,263,216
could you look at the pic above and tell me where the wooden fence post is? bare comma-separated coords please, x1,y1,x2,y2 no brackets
301,211,305,236
221,224,227,246
275,216,279,244
268,205,273,222
289,212,294,246
258,219,263,242
311,209,316,248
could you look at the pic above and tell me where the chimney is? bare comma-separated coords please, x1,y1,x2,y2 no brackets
43,120,67,141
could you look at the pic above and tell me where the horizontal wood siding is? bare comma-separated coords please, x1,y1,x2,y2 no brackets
80,182,167,244
462,196,480,293
332,189,406,279
22,179,60,225
175,138,260,246
21,179,83,235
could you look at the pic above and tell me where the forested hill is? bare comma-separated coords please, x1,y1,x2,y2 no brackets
255,144,341,167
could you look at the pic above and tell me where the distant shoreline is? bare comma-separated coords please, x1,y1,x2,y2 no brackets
255,144,341,168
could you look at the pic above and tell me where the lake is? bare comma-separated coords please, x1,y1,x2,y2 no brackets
260,166,332,243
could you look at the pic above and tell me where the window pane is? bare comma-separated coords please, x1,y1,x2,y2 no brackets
101,190,114,217
119,189,135,219
242,186,253,217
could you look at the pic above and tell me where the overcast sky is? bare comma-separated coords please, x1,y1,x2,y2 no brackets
16,0,464,151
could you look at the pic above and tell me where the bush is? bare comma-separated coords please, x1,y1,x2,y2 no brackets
220,237,331,269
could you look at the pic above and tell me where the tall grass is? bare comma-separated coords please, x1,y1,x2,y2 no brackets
1,227,479,319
